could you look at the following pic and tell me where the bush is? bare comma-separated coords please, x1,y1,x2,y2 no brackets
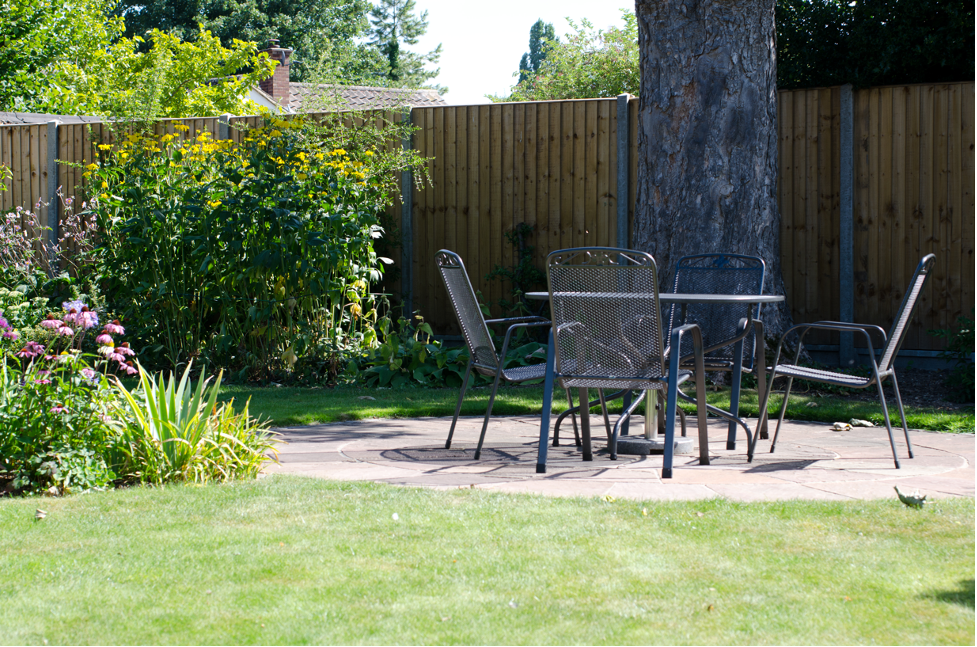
86,116,418,380
930,313,975,403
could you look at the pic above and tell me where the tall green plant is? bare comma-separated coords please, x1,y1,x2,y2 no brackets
112,361,277,484
87,115,423,380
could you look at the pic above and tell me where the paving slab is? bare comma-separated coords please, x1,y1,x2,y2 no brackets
268,416,975,503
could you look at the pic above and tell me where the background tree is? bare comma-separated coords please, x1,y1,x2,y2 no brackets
517,19,556,84
631,0,793,336
367,0,443,91
777,0,974,89
493,10,638,102
113,0,378,83
0,0,123,111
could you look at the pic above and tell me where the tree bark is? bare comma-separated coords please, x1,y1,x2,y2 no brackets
633,0,793,336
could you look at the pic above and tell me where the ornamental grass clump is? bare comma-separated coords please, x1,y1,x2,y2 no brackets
112,361,277,485
87,115,425,382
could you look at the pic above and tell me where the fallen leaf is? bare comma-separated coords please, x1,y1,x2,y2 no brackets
603,495,616,502
358,396,377,401
642,508,648,516
392,513,400,521
695,511,704,517
707,604,715,611
34,509,47,521
806,401,818,408
508,600,518,609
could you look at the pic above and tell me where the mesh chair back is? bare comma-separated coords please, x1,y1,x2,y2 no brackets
666,254,765,366
547,248,667,390
878,254,936,373
435,250,498,375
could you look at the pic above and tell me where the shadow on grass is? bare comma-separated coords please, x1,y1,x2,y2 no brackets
922,578,975,609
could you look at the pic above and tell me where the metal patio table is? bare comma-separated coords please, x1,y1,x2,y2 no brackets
525,291,785,453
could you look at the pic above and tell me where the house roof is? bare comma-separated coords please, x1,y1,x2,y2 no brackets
0,111,103,125
288,83,447,112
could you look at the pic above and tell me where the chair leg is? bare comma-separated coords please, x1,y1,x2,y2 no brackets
889,372,915,459
875,379,902,469
554,389,582,447
598,389,613,442
769,376,794,453
536,330,557,474
474,366,505,460
727,337,746,450
579,387,593,461
445,360,473,449
753,321,769,439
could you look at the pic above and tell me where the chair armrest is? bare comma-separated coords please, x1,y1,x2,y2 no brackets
786,321,887,345
485,316,550,326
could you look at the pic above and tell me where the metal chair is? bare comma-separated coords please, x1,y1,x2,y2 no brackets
436,250,552,459
535,247,710,478
753,254,936,468
664,253,767,446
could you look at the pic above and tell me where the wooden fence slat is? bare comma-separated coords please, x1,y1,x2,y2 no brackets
502,103,515,297
584,101,598,247
490,105,504,314
878,87,894,331
596,100,611,247
961,85,976,331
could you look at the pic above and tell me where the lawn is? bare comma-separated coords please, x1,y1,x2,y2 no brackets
218,383,976,433
0,477,972,645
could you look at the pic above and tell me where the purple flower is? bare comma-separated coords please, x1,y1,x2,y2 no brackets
80,367,98,382
50,404,67,414
116,343,135,356
96,333,113,345
103,320,125,335
17,341,45,358
57,326,74,336
62,301,99,330
3,331,18,340
34,379,52,385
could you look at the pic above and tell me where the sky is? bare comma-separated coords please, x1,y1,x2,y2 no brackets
409,1,632,105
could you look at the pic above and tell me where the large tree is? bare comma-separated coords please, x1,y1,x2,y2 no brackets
367,0,443,91
114,0,377,82
632,0,792,335
517,19,556,84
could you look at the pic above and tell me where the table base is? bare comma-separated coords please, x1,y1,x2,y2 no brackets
616,435,695,456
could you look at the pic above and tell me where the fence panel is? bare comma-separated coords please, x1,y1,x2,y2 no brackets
3,82,973,351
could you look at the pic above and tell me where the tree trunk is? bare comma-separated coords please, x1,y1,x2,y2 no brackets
633,0,793,337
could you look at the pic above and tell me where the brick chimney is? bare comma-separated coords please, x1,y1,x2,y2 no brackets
259,39,292,108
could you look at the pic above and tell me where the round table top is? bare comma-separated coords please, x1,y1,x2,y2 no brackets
524,291,785,305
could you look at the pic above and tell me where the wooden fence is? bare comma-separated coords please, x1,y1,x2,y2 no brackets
1,81,972,354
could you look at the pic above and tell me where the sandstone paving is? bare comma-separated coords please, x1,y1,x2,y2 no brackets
268,415,975,503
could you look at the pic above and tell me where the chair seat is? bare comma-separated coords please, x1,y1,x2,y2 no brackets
773,364,874,388
501,363,548,383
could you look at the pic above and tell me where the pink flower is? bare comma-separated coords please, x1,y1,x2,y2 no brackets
103,320,125,335
57,326,73,336
125,365,138,376
2,330,18,340
96,334,113,345
116,343,135,356
34,379,52,385
98,346,114,357
50,404,67,414
40,315,63,329
17,341,45,358
80,368,97,381
109,352,125,363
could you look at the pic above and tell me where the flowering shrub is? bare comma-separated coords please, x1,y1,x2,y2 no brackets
86,116,419,380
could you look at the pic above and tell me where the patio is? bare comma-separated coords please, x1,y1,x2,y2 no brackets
266,416,975,502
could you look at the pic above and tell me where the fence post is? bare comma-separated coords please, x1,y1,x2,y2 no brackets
45,120,60,245
400,107,413,316
616,94,631,248
839,84,855,367
217,114,232,141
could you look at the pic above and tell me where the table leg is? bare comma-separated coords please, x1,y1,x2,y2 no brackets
620,390,632,436
536,330,556,474
645,390,658,441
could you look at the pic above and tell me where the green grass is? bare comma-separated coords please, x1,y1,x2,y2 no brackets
219,383,976,433
0,477,972,645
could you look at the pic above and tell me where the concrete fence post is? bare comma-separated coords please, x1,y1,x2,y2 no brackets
400,107,414,316
839,84,855,367
217,114,233,141
45,120,60,245
616,94,631,248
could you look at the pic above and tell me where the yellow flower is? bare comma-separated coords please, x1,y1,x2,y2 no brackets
98,144,112,151
270,129,283,138
100,181,108,189
207,200,222,208
86,163,99,171
364,150,374,157
296,173,307,180
350,303,362,317
99,193,108,200
174,124,190,132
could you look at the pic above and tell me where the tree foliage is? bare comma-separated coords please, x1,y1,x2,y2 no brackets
495,0,973,101
113,0,378,83
776,0,974,89
493,10,638,102
0,0,124,111
518,20,556,84
367,0,443,91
